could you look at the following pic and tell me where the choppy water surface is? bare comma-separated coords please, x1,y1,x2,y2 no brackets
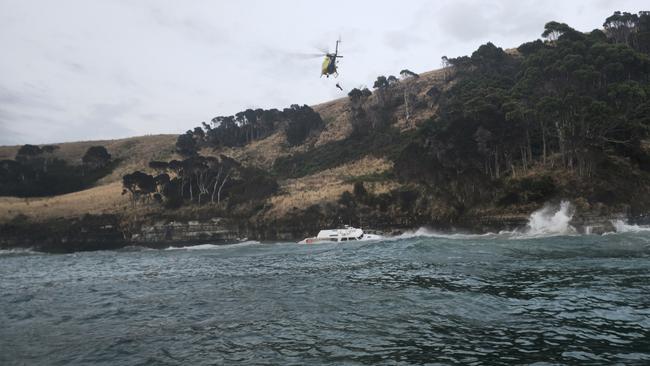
2,231,650,365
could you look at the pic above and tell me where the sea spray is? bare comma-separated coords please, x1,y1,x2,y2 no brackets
393,227,497,240
391,201,578,240
611,220,650,233
521,200,576,236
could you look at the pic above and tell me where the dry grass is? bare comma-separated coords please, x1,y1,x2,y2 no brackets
0,182,128,222
0,65,453,223
312,97,354,146
266,156,398,218
0,134,178,184
393,68,449,131
213,131,287,170
0,135,177,223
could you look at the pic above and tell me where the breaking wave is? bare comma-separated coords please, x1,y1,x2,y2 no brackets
394,227,497,240
393,201,577,240
515,200,576,237
611,220,650,233
164,240,261,251
0,248,40,257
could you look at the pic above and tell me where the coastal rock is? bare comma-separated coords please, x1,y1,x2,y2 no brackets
130,218,239,245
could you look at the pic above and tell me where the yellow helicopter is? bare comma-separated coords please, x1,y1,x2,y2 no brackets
320,39,343,78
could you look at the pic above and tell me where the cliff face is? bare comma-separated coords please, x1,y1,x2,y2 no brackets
0,214,126,253
0,215,242,253
131,218,239,244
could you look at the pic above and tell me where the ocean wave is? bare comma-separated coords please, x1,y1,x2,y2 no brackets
610,220,650,234
117,245,157,252
0,248,41,256
164,241,261,251
390,201,578,241
513,200,577,238
392,227,499,240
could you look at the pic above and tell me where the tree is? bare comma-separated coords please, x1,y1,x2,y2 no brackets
284,105,323,146
149,161,169,173
153,173,170,192
636,11,650,53
176,132,198,156
400,69,419,79
373,76,389,89
541,21,574,42
41,145,60,154
82,146,111,169
603,11,639,45
122,171,156,205
353,181,367,199
399,70,419,120
517,40,545,56
15,144,42,162
348,88,362,103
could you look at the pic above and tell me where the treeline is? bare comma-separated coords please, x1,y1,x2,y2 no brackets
122,103,325,209
0,145,114,197
346,69,425,136
395,11,650,208
273,69,430,179
122,155,277,209
175,104,323,156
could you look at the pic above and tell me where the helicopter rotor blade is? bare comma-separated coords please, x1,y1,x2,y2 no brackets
288,52,327,59
315,46,330,55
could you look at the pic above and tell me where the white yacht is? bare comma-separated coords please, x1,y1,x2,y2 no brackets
299,226,383,244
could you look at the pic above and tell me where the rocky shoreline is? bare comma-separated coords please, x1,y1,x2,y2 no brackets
0,206,639,253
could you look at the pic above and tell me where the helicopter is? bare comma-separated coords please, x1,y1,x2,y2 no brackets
319,39,343,78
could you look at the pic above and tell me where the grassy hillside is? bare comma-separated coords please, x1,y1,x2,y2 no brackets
3,11,650,231
0,66,444,223
0,182,127,221
0,135,178,222
0,134,178,184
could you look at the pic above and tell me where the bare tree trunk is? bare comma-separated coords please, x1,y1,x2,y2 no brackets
555,121,565,168
211,167,223,203
404,89,409,121
542,125,547,165
217,171,231,204
189,176,193,201
494,148,500,179
526,128,533,164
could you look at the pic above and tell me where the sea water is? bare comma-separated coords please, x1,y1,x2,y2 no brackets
1,206,650,365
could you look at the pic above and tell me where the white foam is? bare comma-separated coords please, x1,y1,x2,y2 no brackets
516,201,576,237
393,227,497,240
165,240,261,251
391,201,577,241
0,248,39,256
611,220,650,233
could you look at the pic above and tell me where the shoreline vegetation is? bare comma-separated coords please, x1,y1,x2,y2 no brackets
2,11,650,252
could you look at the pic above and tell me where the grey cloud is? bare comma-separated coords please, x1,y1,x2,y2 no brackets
148,6,226,46
383,30,426,51
437,0,554,42
0,109,24,145
0,125,22,145
64,61,85,73
1,0,647,145
0,86,64,113
84,101,138,134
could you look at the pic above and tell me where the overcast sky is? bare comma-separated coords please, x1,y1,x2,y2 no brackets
0,0,646,145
